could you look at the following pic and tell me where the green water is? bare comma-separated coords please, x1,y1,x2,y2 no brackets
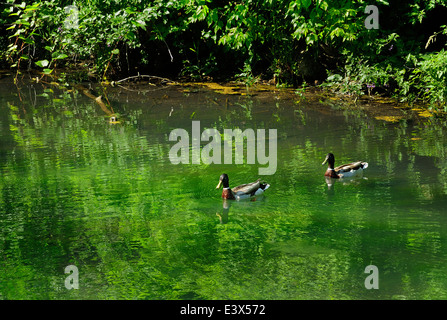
1,79,447,300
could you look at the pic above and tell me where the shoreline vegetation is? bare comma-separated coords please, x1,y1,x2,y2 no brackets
1,68,439,126
1,0,446,112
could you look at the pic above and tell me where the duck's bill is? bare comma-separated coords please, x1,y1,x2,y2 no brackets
322,156,328,165
216,180,222,189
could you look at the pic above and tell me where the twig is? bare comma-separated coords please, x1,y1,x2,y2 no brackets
162,38,174,63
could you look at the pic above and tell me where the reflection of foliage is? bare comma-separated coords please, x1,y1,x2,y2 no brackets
1,84,447,299
234,100,253,120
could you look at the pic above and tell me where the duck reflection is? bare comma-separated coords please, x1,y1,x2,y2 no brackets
216,199,231,224
324,175,368,193
216,196,266,224
325,176,337,195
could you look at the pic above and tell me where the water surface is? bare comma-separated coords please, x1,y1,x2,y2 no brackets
1,78,447,299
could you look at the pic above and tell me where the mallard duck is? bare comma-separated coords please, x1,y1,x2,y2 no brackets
216,173,270,200
322,153,368,178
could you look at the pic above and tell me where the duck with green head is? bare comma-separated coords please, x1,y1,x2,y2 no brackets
322,153,368,178
216,173,270,200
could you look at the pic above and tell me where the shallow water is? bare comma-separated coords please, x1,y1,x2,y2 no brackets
1,78,447,299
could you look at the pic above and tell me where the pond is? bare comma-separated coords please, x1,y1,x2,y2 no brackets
1,76,447,300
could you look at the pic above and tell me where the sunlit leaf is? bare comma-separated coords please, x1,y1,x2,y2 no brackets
52,53,68,60
35,60,49,68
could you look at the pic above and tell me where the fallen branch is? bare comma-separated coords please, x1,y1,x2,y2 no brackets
74,84,114,116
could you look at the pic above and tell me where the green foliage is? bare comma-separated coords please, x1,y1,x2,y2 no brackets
406,50,447,109
1,0,447,107
2,0,211,78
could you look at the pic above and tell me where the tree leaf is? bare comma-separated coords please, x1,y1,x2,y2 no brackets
53,53,68,60
36,60,49,68
301,0,312,9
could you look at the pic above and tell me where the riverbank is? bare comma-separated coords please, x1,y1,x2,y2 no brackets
1,68,442,127
2,1,447,114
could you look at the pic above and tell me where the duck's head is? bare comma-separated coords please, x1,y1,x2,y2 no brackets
322,153,335,168
216,173,230,189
